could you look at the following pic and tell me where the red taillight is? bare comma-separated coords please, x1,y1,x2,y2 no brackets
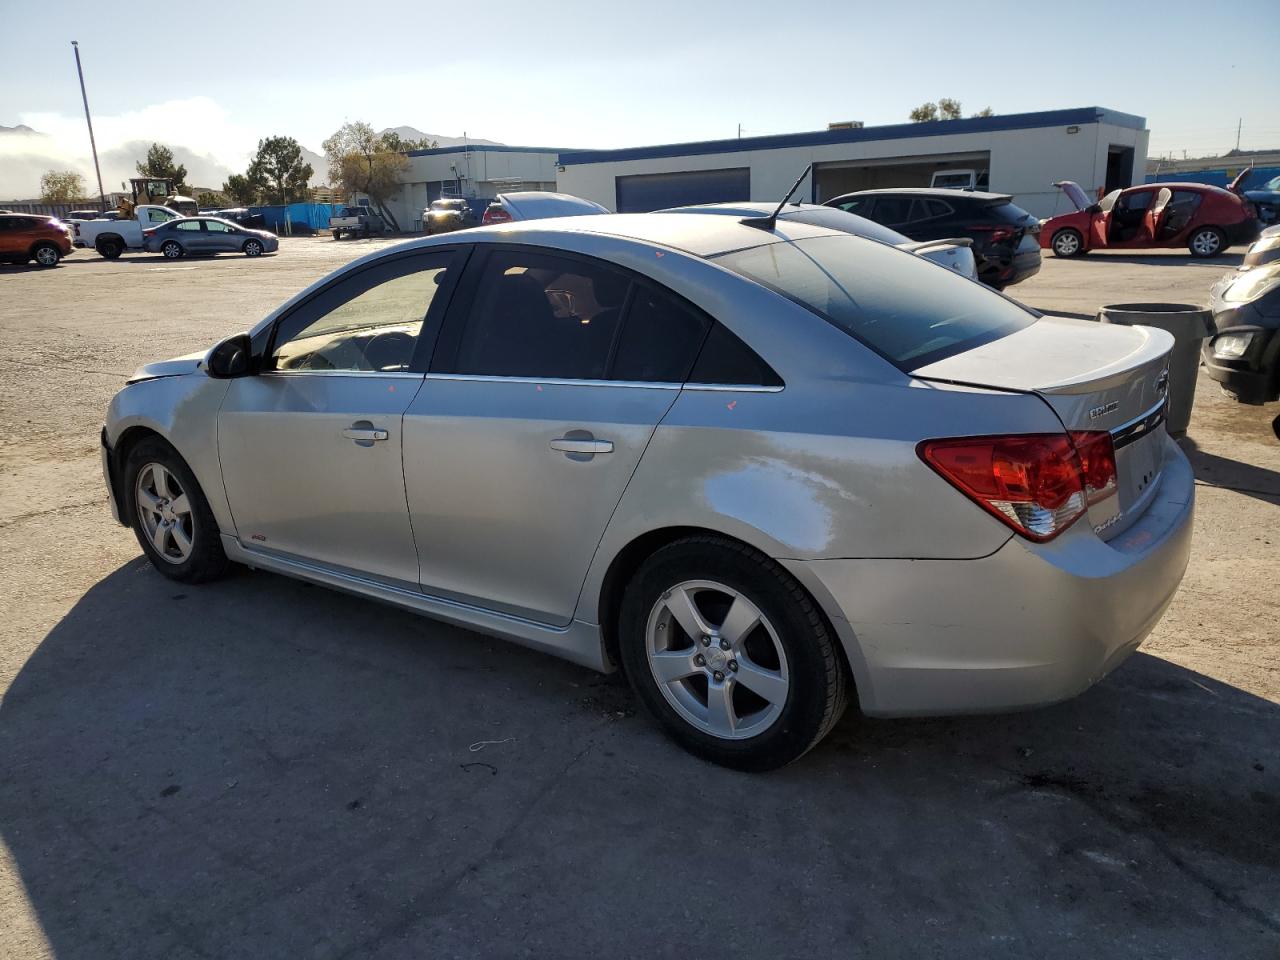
1241,201,1257,219
1069,430,1118,505
143,228,156,237
918,431,1117,542
482,207,513,225
966,224,1015,242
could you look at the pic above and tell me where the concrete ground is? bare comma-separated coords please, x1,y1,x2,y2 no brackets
0,240,1277,959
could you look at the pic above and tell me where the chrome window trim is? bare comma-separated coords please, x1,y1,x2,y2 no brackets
424,373,681,390
683,383,785,393
260,370,425,379
1110,397,1168,450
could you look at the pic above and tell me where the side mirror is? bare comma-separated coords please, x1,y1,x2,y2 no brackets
205,333,253,378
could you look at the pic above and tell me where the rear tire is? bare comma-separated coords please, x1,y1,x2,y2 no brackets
618,536,849,771
32,243,61,267
1188,226,1227,257
96,238,123,259
1051,228,1086,258
123,437,230,584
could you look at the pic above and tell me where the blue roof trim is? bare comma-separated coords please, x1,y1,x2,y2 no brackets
404,144,572,158
558,108,1147,166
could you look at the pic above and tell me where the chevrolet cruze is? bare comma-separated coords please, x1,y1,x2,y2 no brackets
101,213,1193,770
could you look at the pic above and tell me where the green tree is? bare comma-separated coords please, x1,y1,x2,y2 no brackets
380,131,438,153
909,102,939,122
136,143,188,191
322,121,408,230
246,135,314,204
197,190,225,207
40,169,87,202
221,173,261,206
937,98,963,120
971,106,994,118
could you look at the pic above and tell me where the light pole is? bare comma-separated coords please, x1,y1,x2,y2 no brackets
71,41,107,212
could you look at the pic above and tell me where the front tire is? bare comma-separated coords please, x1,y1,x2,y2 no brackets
1051,228,1085,258
32,243,61,267
243,239,263,257
161,240,183,259
1189,226,1227,257
618,536,849,771
123,437,229,583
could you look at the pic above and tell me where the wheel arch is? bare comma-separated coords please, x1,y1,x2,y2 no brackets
591,525,860,704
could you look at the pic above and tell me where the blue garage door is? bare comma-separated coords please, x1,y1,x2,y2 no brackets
615,168,751,213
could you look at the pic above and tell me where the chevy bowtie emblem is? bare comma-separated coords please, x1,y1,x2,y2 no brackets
1155,369,1170,395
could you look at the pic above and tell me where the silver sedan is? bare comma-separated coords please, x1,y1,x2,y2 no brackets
143,216,279,258
102,213,1193,770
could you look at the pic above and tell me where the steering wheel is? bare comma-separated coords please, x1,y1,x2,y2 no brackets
364,331,416,372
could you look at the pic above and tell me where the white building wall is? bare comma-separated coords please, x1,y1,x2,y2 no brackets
389,149,561,231
557,120,1151,220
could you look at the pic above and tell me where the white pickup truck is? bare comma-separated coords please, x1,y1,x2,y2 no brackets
76,204,182,259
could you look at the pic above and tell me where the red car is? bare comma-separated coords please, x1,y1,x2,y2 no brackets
1042,175,1258,259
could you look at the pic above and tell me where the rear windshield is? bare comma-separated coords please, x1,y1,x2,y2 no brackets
713,235,1036,370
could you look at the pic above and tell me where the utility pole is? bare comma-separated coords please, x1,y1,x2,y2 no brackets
737,123,742,139
71,41,107,212
1236,117,1242,152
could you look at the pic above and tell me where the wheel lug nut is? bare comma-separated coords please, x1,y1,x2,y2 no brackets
713,671,724,682
728,660,738,672
700,635,711,647
719,639,730,651
694,654,705,667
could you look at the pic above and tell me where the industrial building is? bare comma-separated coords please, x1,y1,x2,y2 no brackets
387,144,564,230
555,107,1150,220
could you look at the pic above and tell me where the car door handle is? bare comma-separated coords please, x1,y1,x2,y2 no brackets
342,427,388,442
549,437,613,454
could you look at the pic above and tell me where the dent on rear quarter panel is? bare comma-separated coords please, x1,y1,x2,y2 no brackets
105,375,234,534
575,375,1060,626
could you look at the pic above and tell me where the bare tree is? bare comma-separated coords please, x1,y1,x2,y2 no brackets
322,121,408,230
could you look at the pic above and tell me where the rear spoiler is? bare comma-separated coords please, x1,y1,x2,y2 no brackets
902,237,974,253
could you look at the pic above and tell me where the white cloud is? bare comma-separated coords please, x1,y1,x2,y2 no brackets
2,97,259,198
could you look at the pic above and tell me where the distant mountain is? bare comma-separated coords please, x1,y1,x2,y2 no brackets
379,126,503,148
0,124,39,135
299,144,328,185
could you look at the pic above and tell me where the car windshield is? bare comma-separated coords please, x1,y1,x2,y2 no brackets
713,235,1036,370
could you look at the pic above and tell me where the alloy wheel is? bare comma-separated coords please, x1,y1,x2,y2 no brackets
162,241,182,259
35,246,60,266
1192,230,1221,256
135,462,194,564
645,580,790,739
1054,231,1080,256
245,240,262,257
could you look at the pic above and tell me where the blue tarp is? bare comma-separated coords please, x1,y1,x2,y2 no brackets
248,203,338,232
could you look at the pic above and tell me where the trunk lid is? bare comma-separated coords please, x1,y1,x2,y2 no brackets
912,315,1174,539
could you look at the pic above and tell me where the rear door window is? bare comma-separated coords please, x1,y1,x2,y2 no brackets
871,196,919,226
714,235,1036,370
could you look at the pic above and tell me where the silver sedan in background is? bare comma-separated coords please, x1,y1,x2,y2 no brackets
101,213,1192,770
143,216,279,259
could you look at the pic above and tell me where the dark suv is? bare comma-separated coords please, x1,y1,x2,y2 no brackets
825,188,1041,289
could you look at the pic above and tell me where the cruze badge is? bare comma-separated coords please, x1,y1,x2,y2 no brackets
1089,401,1120,420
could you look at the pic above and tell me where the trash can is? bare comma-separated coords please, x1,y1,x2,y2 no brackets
1097,303,1212,437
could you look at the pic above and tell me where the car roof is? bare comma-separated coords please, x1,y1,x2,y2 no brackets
660,202,910,245
466,211,841,257
833,188,1013,202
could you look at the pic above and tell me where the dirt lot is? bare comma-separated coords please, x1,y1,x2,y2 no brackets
1,239,1277,959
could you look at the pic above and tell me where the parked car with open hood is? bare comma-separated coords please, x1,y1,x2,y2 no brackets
1042,179,1258,258
825,188,1040,289
482,191,608,226
1241,172,1280,227
661,201,977,279
100,212,1192,770
142,216,278,259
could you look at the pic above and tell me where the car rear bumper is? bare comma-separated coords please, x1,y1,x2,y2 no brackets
978,248,1041,287
785,432,1194,717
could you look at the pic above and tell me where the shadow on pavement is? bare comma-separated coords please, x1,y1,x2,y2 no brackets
1085,251,1245,268
2,561,1278,958
1181,435,1280,504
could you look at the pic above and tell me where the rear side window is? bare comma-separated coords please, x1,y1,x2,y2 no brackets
450,250,629,379
610,285,710,382
689,323,782,387
870,196,918,225
714,235,1035,370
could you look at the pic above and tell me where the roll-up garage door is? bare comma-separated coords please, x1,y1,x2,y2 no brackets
615,168,750,213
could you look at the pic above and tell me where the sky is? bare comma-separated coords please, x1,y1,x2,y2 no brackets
2,0,1278,197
